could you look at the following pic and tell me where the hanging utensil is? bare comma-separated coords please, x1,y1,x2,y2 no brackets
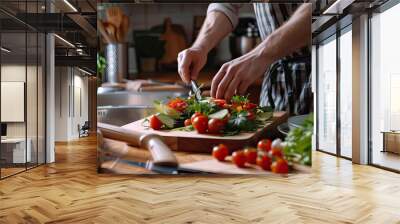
107,7,123,31
97,20,112,43
103,22,117,43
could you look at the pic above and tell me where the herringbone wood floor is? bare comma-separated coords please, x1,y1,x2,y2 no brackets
1,136,400,224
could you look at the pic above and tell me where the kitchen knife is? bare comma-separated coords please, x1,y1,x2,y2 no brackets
106,157,213,174
98,122,178,167
190,80,202,101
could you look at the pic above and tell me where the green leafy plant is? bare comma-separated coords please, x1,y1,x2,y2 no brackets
283,114,313,166
97,53,106,84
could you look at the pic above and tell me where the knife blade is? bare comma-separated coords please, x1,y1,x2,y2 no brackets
111,157,213,174
190,80,202,101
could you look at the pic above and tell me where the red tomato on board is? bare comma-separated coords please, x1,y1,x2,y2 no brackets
247,111,256,120
184,119,191,126
212,144,229,161
244,148,257,164
270,148,283,159
271,159,289,174
257,139,272,152
257,155,272,171
208,118,225,134
243,102,257,110
191,112,203,123
192,115,208,134
149,115,162,130
232,151,247,168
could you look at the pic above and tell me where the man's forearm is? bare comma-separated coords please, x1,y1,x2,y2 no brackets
256,4,312,63
192,11,233,53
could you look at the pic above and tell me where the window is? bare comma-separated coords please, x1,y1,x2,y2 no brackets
317,36,337,154
370,2,400,171
339,28,352,158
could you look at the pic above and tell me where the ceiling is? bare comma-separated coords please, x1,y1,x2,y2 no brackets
0,0,97,73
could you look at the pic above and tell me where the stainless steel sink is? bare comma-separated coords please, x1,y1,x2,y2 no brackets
97,90,188,126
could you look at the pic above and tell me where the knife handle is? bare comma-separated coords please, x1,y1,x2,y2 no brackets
98,122,141,146
98,122,178,167
140,134,178,167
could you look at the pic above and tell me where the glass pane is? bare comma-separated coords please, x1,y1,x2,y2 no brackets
38,33,45,165
339,29,352,158
27,31,38,169
317,37,337,154
1,31,27,177
371,3,400,171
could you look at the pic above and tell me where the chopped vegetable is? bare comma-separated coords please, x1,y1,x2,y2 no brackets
156,113,175,129
147,94,273,136
208,109,229,120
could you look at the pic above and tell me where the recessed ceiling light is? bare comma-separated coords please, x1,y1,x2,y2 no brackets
1,47,11,53
54,34,75,48
78,67,93,76
63,0,78,12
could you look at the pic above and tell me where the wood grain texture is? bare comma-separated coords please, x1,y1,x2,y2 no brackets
1,136,400,223
122,112,287,153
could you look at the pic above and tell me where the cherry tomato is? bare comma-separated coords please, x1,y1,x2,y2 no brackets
208,118,225,134
213,99,227,108
257,155,272,171
244,148,257,164
149,115,162,130
243,102,257,110
232,151,247,168
192,115,208,134
167,98,188,112
212,144,229,161
257,139,272,152
184,119,191,126
270,148,283,159
247,111,256,120
271,159,289,174
191,112,203,123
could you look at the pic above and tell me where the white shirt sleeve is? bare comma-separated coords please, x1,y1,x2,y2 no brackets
207,3,242,29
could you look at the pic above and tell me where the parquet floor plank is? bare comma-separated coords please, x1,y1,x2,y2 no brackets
0,136,399,223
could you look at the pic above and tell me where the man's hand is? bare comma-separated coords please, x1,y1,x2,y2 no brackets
177,47,208,84
211,49,271,101
177,10,234,84
211,3,311,101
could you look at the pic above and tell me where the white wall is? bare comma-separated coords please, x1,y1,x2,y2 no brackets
54,67,89,141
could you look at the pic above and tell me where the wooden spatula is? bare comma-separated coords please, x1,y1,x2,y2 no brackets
107,7,123,31
97,20,112,43
103,22,117,43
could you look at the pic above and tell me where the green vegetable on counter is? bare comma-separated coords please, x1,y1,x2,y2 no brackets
283,114,313,166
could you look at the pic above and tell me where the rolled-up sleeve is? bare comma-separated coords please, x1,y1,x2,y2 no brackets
207,3,241,29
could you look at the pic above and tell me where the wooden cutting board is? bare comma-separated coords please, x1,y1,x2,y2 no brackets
122,111,288,153
99,137,311,175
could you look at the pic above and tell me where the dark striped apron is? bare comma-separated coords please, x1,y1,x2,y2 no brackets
254,3,312,115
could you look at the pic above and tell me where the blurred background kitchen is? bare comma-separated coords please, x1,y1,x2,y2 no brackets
97,3,263,126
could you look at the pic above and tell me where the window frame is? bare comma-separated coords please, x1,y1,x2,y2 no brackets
367,0,400,173
315,18,353,161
